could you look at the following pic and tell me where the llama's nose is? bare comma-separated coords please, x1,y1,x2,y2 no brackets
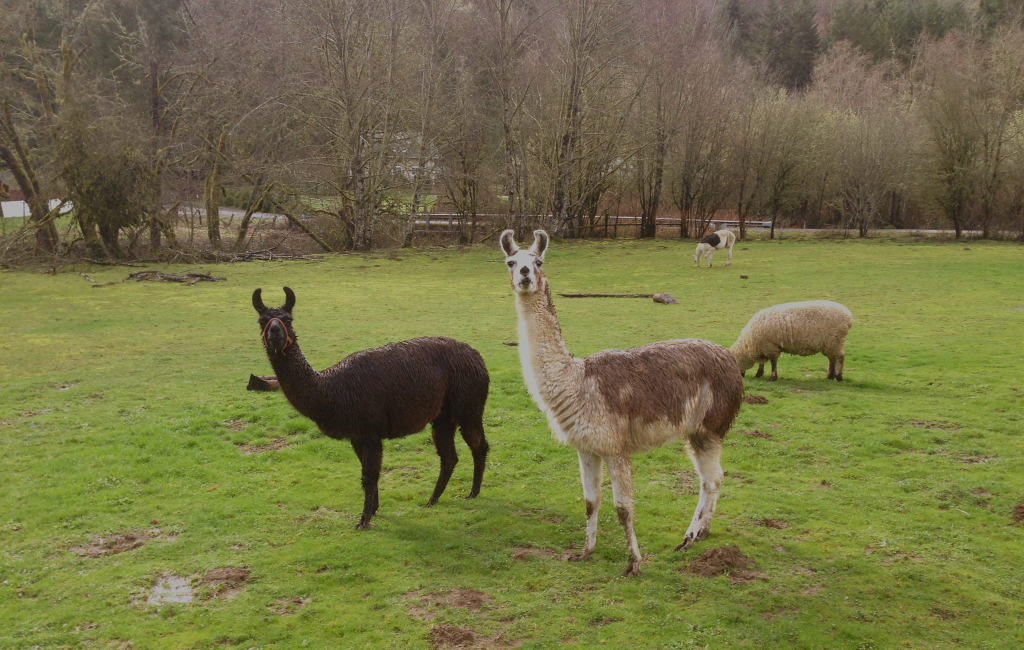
520,266,530,276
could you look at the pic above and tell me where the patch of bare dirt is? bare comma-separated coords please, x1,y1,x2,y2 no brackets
70,529,160,558
406,589,493,620
55,381,79,391
882,552,924,564
742,395,768,405
971,488,990,497
803,584,823,596
223,419,247,432
755,518,787,529
0,420,12,428
761,607,799,621
268,597,310,615
512,546,573,562
931,608,959,621
200,567,250,600
671,469,697,494
239,438,288,455
1012,504,1024,523
908,419,962,431
430,625,479,649
740,430,773,439
959,455,996,464
20,409,53,418
428,625,515,650
684,545,765,584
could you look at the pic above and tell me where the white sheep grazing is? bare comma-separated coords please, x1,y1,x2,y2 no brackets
694,230,736,267
731,300,853,381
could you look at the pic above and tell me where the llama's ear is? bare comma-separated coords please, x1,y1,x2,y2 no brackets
282,287,296,313
530,230,549,260
499,229,518,257
252,288,268,314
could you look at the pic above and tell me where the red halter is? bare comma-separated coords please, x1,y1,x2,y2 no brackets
261,317,294,355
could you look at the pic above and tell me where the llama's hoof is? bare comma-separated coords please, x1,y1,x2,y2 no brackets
568,550,593,562
424,500,436,508
355,520,371,530
464,492,480,500
675,528,707,551
767,375,777,382
622,562,642,577
836,374,843,382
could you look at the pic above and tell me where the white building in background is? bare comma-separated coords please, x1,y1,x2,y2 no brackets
1,198,72,218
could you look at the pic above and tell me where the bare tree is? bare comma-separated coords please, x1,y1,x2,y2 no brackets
478,0,539,238
298,0,409,250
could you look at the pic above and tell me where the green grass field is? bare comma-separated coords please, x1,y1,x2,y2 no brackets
2,238,1023,649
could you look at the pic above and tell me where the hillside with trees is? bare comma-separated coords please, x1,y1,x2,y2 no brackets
3,0,1024,263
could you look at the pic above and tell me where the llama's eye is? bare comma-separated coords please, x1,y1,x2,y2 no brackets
535,260,543,267
506,260,515,268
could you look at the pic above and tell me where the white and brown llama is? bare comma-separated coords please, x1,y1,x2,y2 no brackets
694,229,736,267
501,230,744,576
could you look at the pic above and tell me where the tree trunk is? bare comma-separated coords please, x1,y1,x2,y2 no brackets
737,180,747,241
149,59,162,253
204,124,228,250
0,102,59,252
282,210,335,252
234,182,274,251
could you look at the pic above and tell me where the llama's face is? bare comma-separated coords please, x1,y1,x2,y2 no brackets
258,308,295,354
252,287,297,354
500,229,548,295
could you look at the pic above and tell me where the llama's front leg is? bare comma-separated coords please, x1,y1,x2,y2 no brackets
351,437,383,529
605,455,642,577
569,450,602,562
834,354,845,381
705,249,714,268
726,245,733,266
677,437,724,551
754,362,765,378
827,356,836,380
768,357,778,381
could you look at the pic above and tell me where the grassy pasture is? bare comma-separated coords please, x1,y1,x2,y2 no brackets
1,238,1023,649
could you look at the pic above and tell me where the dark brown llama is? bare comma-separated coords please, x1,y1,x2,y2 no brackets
252,287,491,529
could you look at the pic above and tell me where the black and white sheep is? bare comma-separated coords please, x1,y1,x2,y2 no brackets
731,300,853,381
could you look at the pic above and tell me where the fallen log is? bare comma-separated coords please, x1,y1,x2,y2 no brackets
558,292,677,305
247,374,280,391
92,270,226,287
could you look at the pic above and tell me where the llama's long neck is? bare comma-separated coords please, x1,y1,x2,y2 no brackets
514,281,584,442
264,341,330,425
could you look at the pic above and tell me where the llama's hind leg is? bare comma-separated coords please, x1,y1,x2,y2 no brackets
767,357,778,381
459,422,489,499
827,356,836,380
569,450,602,562
755,362,765,378
351,437,383,529
427,418,458,506
834,353,845,381
606,455,642,577
677,437,724,551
